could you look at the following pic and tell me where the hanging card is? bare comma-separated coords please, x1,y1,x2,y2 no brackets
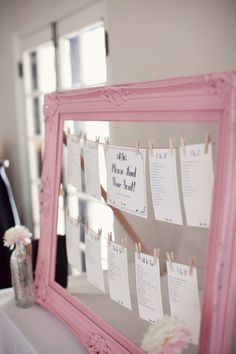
67,134,82,190
149,148,183,224
85,228,105,292
105,145,147,218
84,141,101,200
65,216,83,273
107,241,132,310
180,143,214,227
135,252,164,323
166,261,201,345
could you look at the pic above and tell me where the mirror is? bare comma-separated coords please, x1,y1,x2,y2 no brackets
35,72,236,354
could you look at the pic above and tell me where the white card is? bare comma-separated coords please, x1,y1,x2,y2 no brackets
107,241,132,310
67,134,82,190
166,261,201,345
105,145,147,218
84,142,101,200
85,229,105,292
149,148,183,225
65,216,82,273
135,252,164,323
180,143,214,227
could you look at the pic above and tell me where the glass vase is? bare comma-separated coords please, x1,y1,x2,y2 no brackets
10,240,35,308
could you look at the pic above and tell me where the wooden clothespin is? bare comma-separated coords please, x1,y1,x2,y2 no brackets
135,242,141,259
170,251,175,262
104,137,110,151
78,131,82,142
97,228,102,241
121,238,127,252
153,248,160,265
180,136,186,157
77,216,82,226
95,136,100,147
204,133,211,154
166,252,174,271
169,137,174,156
108,232,112,247
149,139,155,157
189,256,197,275
83,132,87,145
136,139,140,155
84,221,89,234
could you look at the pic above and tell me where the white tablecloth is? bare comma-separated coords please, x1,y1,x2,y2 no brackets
0,288,88,354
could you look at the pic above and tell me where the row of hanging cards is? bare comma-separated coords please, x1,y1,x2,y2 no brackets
67,133,214,228
65,216,201,345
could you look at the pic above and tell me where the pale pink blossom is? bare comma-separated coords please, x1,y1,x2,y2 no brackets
141,316,191,354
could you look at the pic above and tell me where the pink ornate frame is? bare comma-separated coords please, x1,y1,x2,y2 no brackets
35,72,236,354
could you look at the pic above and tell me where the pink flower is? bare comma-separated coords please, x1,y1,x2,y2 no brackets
141,316,191,354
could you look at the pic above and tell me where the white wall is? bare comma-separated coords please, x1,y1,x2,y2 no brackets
0,0,235,230
108,0,236,83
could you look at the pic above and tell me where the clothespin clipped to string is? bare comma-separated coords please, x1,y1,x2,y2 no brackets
153,248,160,265
189,256,197,275
78,131,82,142
166,252,174,271
95,136,100,147
105,137,110,151
97,228,102,241
84,221,89,234
77,216,82,227
121,238,127,252
149,139,155,157
204,133,211,154
83,132,87,146
135,242,141,259
180,136,186,157
169,137,174,156
135,139,140,155
107,232,112,247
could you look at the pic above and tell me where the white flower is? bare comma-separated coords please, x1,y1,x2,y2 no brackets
3,226,32,250
141,316,191,354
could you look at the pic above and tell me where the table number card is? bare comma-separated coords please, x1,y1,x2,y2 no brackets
135,252,164,323
65,216,83,273
166,261,201,345
180,143,214,227
85,229,105,292
149,148,183,225
84,141,101,200
107,241,132,310
67,134,82,191
105,145,147,218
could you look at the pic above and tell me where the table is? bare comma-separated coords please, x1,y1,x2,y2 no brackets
0,288,88,354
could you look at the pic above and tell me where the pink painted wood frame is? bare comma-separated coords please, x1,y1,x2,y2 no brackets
35,72,236,354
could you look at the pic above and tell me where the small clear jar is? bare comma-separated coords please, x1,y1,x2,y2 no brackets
10,240,35,308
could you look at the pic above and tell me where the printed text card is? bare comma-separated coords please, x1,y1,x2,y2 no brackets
67,134,82,191
135,252,164,323
180,143,214,227
105,145,147,218
166,261,201,345
66,216,82,273
149,148,183,224
107,241,132,310
84,142,101,200
85,229,105,292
